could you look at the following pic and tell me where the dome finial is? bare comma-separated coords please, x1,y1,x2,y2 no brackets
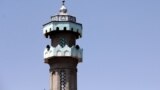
59,0,68,15
62,0,65,5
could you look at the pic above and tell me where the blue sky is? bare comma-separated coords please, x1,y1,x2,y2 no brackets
0,0,160,90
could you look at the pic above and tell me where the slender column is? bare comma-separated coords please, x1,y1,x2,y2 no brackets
52,69,60,90
50,72,53,90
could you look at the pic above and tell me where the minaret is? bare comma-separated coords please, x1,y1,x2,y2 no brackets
43,1,83,90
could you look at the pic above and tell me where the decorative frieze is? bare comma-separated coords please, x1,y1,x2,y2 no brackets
51,15,76,22
44,45,83,62
43,21,82,38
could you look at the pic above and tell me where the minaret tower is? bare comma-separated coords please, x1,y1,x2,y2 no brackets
43,1,83,90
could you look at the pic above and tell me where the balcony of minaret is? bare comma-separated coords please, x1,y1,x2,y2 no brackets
43,21,82,38
44,45,83,63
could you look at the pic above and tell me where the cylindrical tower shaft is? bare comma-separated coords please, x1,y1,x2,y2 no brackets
48,58,78,90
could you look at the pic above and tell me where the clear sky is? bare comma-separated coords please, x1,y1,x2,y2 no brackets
0,0,160,90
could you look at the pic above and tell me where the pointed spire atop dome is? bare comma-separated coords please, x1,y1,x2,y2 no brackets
62,0,65,5
59,0,68,15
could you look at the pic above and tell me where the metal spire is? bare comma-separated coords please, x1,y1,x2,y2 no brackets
59,0,68,15
62,0,65,5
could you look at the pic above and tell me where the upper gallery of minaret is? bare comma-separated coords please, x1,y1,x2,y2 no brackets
43,0,82,38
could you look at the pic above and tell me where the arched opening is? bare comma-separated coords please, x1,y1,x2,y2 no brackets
75,45,80,49
45,30,48,38
45,30,47,33
57,50,62,56
64,27,67,31
46,45,50,51
56,27,59,31
71,28,73,31
77,29,79,33
64,50,70,56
